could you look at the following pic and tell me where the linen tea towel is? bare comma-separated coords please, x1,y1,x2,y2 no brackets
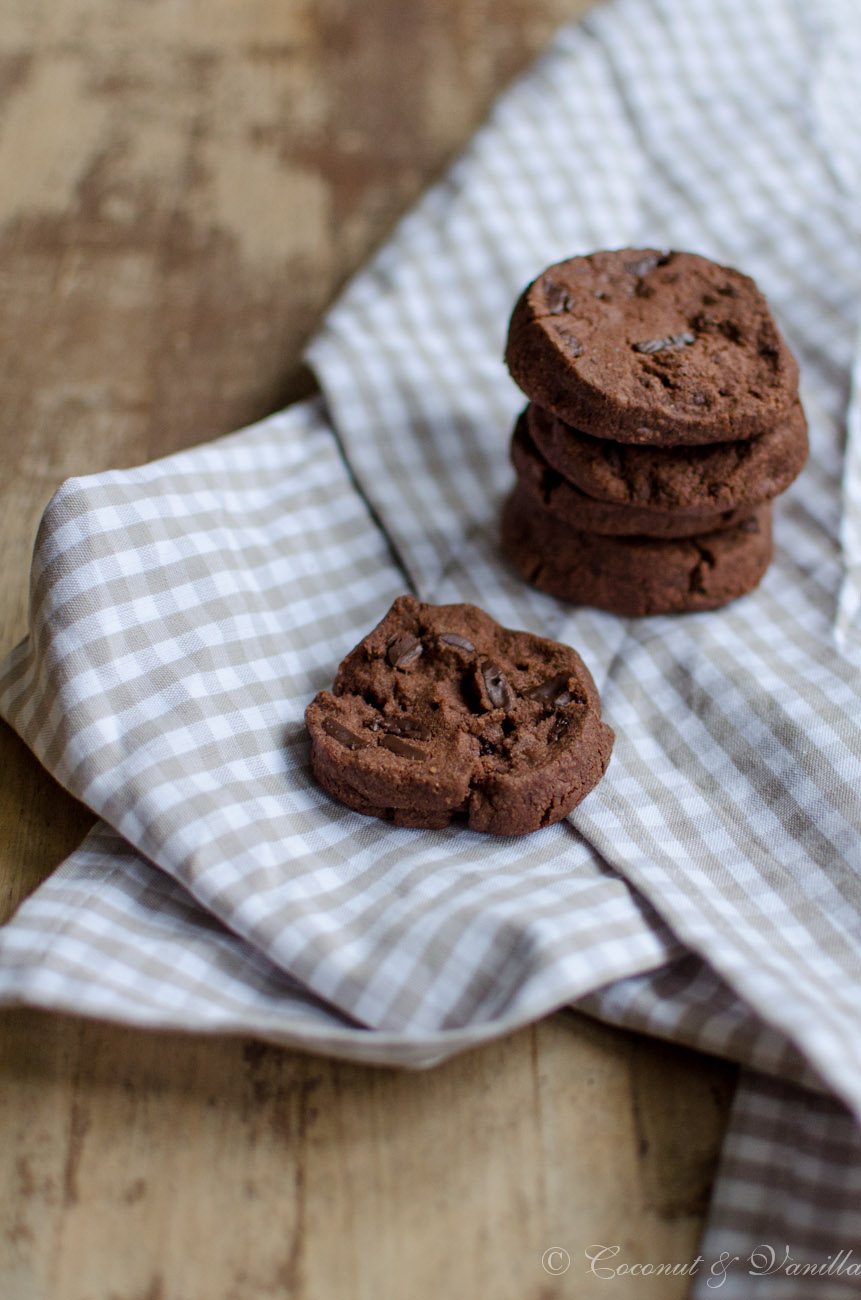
2,0,861,1292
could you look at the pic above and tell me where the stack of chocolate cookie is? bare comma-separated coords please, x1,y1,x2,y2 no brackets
501,250,807,616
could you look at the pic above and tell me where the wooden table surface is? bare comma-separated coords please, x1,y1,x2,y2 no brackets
0,3,737,1297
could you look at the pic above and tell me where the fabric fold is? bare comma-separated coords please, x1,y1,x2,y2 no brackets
0,398,677,1036
309,0,861,1115
1,0,860,1291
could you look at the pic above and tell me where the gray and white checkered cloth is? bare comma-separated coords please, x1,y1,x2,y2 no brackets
2,0,860,1290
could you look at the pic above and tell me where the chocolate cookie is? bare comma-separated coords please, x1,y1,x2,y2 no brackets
505,250,799,445
511,411,753,538
527,401,808,513
501,487,772,616
305,595,614,836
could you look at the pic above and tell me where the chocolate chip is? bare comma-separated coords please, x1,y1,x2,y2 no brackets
543,280,573,315
438,632,475,653
548,715,570,743
385,716,431,741
623,251,671,277
739,516,761,534
552,324,583,357
322,717,371,750
525,674,573,706
624,256,656,277
719,319,744,344
386,634,422,669
480,660,514,710
379,734,425,760
632,332,695,355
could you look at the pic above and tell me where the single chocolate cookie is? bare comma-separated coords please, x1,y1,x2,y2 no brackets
501,487,772,616
505,250,799,445
527,401,808,513
511,411,753,538
305,596,614,836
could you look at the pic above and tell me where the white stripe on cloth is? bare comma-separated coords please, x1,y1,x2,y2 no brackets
0,820,674,1067
308,0,861,1118
692,1072,861,1299
0,398,677,1036
4,824,859,1296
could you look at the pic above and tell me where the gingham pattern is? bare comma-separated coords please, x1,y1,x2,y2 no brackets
1,0,860,1289
2,823,856,1291
578,956,827,1095
0,395,678,1035
307,0,861,1116
0,816,826,1083
693,1072,861,1300
0,820,553,1068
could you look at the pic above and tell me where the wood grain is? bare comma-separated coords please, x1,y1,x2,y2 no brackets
0,2,736,1296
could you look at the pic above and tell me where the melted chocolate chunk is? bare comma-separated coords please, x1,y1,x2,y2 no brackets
525,674,573,706
323,717,371,750
552,326,583,357
379,734,425,760
543,280,573,315
438,632,475,653
548,715,570,743
385,716,431,741
386,634,423,669
632,332,696,355
481,660,514,710
719,319,745,344
693,310,716,329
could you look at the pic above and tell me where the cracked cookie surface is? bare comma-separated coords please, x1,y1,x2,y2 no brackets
527,400,808,513
505,250,799,445
501,486,773,616
305,595,614,836
511,410,755,538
